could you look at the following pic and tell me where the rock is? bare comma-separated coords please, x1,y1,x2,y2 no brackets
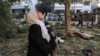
82,49,93,56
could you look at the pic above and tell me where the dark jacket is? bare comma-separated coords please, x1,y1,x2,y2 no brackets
27,24,56,56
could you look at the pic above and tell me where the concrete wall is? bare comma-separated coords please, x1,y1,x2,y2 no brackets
91,0,98,9
54,3,92,13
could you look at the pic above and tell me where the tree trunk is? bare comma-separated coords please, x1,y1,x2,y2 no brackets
65,0,71,35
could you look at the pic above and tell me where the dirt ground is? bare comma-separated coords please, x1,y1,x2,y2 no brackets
0,26,100,56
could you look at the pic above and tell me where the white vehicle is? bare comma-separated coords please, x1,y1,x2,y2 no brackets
45,13,58,21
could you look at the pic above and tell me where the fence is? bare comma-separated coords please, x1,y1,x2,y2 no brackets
46,13,98,25
71,13,95,22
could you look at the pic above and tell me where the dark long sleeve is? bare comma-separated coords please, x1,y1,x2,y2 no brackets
28,24,56,54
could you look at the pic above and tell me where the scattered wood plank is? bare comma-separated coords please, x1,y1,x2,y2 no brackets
73,31,94,40
95,34,100,36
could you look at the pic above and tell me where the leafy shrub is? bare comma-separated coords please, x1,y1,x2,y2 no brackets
0,1,16,39
16,24,28,34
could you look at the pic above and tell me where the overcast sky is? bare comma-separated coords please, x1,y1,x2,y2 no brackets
31,0,38,10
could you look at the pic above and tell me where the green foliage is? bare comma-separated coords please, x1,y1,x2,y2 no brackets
55,0,65,4
0,1,16,39
35,3,53,14
8,0,20,3
39,0,65,13
16,25,28,34
16,13,24,19
39,0,54,4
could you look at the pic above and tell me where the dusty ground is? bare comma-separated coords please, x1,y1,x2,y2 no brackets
57,26,100,56
0,26,100,56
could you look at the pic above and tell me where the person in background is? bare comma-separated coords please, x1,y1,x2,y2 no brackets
76,11,83,28
27,3,57,56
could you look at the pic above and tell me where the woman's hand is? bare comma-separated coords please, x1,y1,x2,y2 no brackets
55,38,59,43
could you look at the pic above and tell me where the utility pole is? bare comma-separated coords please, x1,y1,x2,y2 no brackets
65,0,71,35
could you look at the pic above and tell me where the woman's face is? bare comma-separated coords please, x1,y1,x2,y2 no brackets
37,11,44,21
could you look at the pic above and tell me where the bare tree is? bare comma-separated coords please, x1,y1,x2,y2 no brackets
65,0,71,35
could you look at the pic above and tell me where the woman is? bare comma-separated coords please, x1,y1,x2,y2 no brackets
27,6,57,56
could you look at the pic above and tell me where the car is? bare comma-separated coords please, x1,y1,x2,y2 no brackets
45,13,58,21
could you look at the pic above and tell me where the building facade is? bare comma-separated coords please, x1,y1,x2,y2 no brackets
54,0,92,13
10,0,38,23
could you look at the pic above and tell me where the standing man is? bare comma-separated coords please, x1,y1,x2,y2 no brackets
76,11,83,28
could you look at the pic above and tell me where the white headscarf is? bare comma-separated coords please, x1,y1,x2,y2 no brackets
27,10,50,42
